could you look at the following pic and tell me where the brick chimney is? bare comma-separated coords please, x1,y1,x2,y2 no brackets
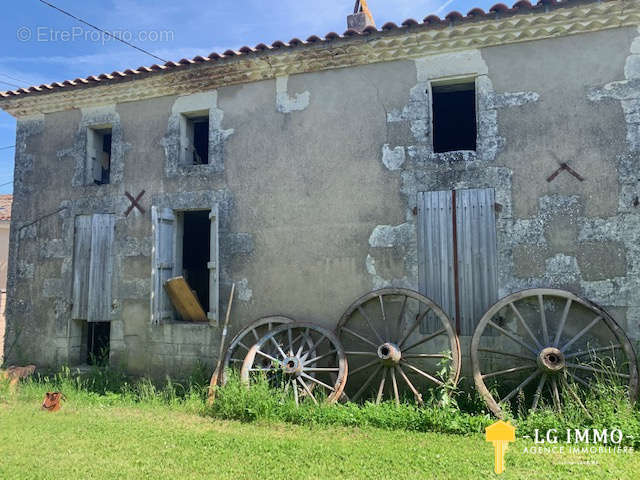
347,0,376,33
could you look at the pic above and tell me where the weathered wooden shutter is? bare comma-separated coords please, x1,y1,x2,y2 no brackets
208,205,219,324
72,215,92,320
87,214,115,322
417,188,498,335
455,188,498,335
151,206,176,324
417,191,456,325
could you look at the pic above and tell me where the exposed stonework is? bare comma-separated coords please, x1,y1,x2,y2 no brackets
60,105,126,187
164,91,234,176
367,50,540,296
275,76,310,113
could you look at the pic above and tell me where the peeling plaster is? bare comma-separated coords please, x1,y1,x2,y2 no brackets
368,49,540,295
235,278,253,302
164,90,234,175
61,104,127,187
276,76,310,113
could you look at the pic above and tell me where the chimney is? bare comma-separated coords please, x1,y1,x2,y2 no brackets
347,0,376,33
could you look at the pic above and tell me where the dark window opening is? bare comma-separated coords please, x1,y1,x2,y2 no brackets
87,322,110,365
432,82,476,153
91,127,112,185
191,118,209,165
182,210,210,313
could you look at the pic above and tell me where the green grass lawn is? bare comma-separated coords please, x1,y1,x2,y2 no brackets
0,399,638,480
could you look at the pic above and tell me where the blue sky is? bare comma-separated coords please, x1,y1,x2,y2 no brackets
0,0,500,194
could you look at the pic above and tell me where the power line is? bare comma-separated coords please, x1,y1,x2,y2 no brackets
0,146,15,151
0,180,13,188
0,73,31,85
38,0,168,63
0,79,21,89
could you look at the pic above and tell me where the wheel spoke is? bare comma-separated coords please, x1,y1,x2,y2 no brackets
566,369,590,388
304,349,337,366
560,376,592,418
566,362,630,378
376,368,388,404
482,364,537,380
500,370,540,404
395,295,408,343
560,316,602,353
564,344,621,360
301,334,328,361
300,372,336,392
296,329,311,357
352,365,382,402
402,327,446,353
303,368,340,372
401,353,446,359
396,366,423,405
538,294,550,345
398,310,430,348
287,327,294,355
341,327,378,349
379,295,389,342
509,302,543,350
358,305,384,345
531,374,547,412
477,348,536,362
550,377,561,411
269,336,287,359
292,378,299,405
251,328,260,341
487,320,538,356
344,351,378,357
391,367,400,406
402,361,444,387
553,298,572,347
297,377,318,405
238,341,251,352
255,349,280,365
349,359,379,376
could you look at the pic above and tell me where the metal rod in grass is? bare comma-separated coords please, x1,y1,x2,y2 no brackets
207,283,236,404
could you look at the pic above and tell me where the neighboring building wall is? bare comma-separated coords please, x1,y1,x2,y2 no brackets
2,22,639,377
0,196,11,364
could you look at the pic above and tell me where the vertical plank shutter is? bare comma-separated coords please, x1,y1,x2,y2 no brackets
417,191,456,325
72,215,92,320
87,214,115,322
208,205,219,325
455,188,498,335
151,206,176,324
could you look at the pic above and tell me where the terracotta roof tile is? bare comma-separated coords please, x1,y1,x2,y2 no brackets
0,0,611,100
0,195,12,221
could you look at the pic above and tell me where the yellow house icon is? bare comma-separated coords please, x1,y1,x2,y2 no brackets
485,420,516,474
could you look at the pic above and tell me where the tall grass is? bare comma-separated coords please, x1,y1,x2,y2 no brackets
2,363,640,446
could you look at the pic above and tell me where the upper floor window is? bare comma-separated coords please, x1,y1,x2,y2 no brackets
87,126,112,185
181,111,210,165
431,80,476,153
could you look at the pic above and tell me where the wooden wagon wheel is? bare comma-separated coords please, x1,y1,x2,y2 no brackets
471,288,639,418
240,323,348,405
217,315,294,386
337,288,460,405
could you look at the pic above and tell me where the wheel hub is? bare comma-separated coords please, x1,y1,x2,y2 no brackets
537,347,565,374
282,356,303,376
377,342,402,366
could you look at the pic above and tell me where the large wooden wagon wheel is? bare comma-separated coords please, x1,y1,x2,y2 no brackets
471,288,639,418
216,315,294,387
240,323,348,405
337,288,460,405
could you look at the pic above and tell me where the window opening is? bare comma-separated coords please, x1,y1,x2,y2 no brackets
432,81,476,153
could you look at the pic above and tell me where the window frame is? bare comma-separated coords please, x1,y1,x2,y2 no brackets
86,123,113,185
429,76,478,154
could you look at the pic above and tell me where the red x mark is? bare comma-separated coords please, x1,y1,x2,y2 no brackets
546,163,584,183
125,190,146,216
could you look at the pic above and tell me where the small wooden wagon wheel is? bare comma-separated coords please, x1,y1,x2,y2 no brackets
217,315,294,386
240,323,348,405
337,288,460,405
471,288,639,418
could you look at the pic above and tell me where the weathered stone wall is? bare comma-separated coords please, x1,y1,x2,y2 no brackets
3,26,639,377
